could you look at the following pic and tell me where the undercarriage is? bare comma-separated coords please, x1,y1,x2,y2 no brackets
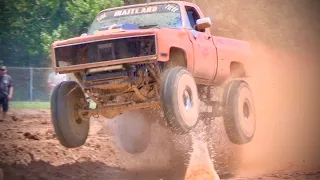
75,61,225,121
76,61,163,119
197,85,224,124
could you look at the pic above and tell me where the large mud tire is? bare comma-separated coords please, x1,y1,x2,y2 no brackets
51,81,89,148
161,67,200,134
223,80,256,145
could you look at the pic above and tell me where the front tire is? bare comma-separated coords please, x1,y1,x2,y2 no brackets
223,80,256,145
161,66,200,134
51,81,90,148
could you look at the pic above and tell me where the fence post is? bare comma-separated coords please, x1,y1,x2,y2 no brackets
29,67,33,102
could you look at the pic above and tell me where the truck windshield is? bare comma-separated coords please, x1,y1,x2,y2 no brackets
87,3,182,35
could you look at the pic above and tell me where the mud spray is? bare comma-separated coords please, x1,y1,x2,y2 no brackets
105,43,320,179
100,0,320,179
190,0,320,177
183,122,220,180
105,109,221,179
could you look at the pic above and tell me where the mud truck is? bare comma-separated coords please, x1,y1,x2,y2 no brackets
50,1,256,149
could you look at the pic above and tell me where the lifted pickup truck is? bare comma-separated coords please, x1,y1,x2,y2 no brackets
50,1,256,149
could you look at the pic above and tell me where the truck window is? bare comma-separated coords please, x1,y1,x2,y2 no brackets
185,6,205,32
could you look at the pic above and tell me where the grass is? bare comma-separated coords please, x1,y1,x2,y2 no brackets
10,101,50,109
10,100,96,109
10,101,96,109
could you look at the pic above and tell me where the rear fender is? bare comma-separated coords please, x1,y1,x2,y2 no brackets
212,36,252,84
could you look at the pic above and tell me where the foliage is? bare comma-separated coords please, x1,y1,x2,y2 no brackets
0,0,123,67
10,101,51,109
123,0,150,5
40,0,124,58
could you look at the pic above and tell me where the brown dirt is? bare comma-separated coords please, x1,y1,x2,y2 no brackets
0,107,319,180
0,109,178,180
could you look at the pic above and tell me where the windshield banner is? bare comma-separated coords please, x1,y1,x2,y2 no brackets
97,3,180,21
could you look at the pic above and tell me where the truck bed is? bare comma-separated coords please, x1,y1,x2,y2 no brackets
212,36,252,55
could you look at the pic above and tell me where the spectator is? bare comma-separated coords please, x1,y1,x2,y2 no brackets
0,66,13,120
47,72,67,96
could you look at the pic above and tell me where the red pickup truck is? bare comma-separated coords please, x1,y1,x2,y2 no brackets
50,1,256,150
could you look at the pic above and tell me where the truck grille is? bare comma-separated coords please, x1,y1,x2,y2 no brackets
54,35,156,67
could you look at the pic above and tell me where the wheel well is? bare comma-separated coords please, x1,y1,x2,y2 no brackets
163,47,187,70
230,62,246,79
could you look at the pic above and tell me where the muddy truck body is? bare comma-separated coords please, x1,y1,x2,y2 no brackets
50,1,256,149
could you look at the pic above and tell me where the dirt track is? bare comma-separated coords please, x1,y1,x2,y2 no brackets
0,109,176,180
0,107,319,180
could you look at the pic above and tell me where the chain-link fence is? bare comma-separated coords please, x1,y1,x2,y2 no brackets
7,67,54,102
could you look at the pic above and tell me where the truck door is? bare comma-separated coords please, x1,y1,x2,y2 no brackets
184,6,217,81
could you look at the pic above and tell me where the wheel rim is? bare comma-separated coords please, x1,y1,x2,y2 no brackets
243,101,250,119
238,86,256,138
183,87,193,110
74,103,83,125
177,73,199,127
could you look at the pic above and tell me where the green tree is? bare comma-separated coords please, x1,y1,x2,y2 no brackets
41,0,124,58
0,0,123,67
0,0,70,67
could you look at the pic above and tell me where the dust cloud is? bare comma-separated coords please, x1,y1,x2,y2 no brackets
184,0,320,176
238,42,320,175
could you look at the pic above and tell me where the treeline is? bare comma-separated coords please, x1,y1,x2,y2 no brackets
0,0,126,67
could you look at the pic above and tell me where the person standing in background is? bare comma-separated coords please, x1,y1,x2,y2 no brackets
47,72,67,96
0,66,14,120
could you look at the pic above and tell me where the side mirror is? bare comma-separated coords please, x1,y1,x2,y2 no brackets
195,17,212,31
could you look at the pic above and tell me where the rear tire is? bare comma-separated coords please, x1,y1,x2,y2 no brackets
161,66,200,134
51,81,90,148
223,80,256,145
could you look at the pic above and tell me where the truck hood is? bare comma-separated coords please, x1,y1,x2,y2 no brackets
52,28,159,48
